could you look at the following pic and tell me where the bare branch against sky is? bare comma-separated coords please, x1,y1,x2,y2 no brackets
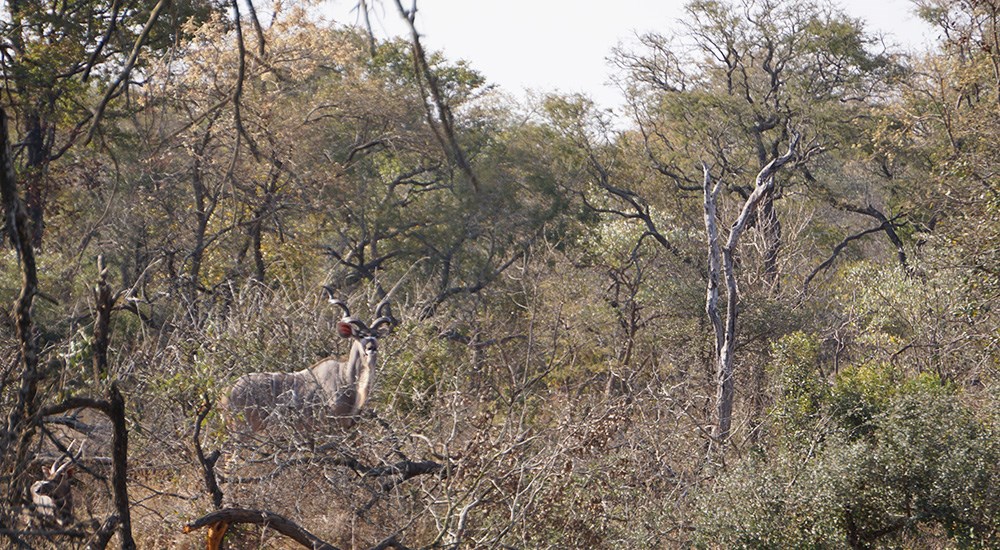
321,0,933,109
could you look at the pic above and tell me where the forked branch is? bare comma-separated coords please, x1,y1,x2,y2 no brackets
803,203,910,292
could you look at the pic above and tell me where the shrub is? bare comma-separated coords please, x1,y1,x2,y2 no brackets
695,369,1000,548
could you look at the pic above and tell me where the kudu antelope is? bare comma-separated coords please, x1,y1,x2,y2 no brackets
30,444,80,527
222,290,396,434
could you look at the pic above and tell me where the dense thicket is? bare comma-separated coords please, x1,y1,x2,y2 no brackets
1,0,997,548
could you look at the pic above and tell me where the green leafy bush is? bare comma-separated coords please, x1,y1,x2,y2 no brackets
696,369,1000,548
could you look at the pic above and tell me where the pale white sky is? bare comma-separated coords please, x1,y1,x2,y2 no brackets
320,0,935,109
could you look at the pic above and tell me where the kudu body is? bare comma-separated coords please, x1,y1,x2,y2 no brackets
222,293,395,433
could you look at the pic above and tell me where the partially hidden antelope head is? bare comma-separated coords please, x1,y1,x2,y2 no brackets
31,443,80,527
223,289,397,434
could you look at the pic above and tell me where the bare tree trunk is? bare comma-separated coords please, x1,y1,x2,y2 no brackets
108,384,135,550
703,163,724,358
716,238,740,441
23,112,47,248
250,219,265,283
93,257,112,382
95,265,135,549
704,134,799,442
760,192,781,294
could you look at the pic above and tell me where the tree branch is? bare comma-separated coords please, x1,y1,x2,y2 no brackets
81,0,124,82
802,225,884,292
842,203,910,274
184,508,342,550
243,0,267,57
194,395,224,510
393,0,479,192
85,0,169,145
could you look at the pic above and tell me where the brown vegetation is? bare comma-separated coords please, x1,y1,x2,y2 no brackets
1,0,998,548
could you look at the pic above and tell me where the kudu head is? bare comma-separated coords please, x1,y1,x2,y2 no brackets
323,287,397,367
31,443,80,526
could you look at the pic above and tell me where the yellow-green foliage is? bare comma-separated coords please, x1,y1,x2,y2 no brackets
768,332,828,434
829,362,894,435
829,363,954,438
698,369,999,548
61,327,93,379
380,324,452,415
840,263,916,345
147,357,222,412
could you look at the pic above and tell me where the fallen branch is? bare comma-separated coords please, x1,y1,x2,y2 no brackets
0,527,89,538
183,508,340,550
184,508,413,550
223,450,446,488
363,459,444,483
41,415,98,435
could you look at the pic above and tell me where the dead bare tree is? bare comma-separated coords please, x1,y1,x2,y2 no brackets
703,132,800,442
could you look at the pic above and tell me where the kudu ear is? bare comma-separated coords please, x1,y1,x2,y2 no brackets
336,321,355,338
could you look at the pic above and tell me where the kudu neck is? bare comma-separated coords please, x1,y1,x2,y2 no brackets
346,337,376,417
347,339,376,370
